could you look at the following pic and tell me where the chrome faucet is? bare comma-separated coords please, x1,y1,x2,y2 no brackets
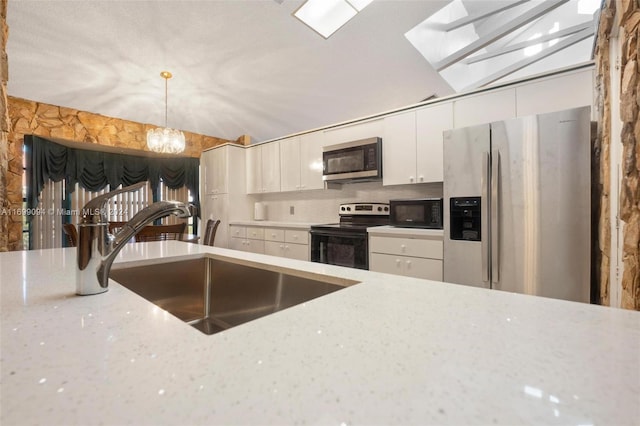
76,182,193,295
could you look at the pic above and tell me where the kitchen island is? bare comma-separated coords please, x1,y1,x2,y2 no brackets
1,242,638,425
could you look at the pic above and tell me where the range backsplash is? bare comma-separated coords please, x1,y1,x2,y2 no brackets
250,181,443,223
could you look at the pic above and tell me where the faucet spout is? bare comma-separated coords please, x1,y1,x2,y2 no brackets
76,188,193,296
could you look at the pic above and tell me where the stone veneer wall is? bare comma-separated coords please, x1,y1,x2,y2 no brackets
595,0,640,310
0,0,8,252
6,96,242,251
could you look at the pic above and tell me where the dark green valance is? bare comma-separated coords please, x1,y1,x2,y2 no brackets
24,135,200,220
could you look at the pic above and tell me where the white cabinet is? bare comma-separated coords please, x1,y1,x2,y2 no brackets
229,224,310,261
246,142,281,194
453,88,516,128
200,145,248,248
280,131,325,192
229,225,265,254
201,144,246,195
299,131,325,190
383,111,416,186
324,119,383,145
416,102,453,183
280,136,301,192
369,233,443,281
515,69,593,117
383,103,452,186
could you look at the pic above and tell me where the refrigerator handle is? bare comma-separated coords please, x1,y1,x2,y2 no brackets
482,151,490,284
491,150,500,285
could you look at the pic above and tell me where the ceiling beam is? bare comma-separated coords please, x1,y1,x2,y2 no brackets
433,0,571,71
464,27,594,91
435,0,530,32
463,20,594,64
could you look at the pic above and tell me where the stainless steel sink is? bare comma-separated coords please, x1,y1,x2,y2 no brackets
109,256,357,335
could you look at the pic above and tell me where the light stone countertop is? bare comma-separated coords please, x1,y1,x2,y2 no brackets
229,220,318,229
1,242,639,425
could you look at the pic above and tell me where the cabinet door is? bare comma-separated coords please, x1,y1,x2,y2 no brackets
246,146,262,194
229,237,245,252
284,243,308,261
261,142,281,193
515,70,593,117
416,103,452,183
244,239,265,254
402,257,443,281
370,253,405,275
264,240,285,257
201,194,228,248
383,111,417,186
299,131,325,190
202,148,229,194
280,137,301,192
453,88,516,128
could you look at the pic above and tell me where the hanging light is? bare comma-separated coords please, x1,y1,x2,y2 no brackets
146,71,186,154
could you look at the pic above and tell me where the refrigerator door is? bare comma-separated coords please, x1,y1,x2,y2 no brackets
443,124,491,288
490,107,591,302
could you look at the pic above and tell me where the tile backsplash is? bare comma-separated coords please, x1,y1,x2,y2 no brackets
250,181,442,223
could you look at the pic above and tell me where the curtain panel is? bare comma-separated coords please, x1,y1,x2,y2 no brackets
24,135,200,221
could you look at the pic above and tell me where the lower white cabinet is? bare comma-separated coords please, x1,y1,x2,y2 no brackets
229,224,310,261
369,233,443,281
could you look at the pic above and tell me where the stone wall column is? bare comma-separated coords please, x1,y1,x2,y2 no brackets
0,0,9,252
596,0,640,310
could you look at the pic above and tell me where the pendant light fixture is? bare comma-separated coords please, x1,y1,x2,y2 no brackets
146,71,186,154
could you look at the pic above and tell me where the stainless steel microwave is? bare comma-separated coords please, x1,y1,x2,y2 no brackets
322,137,382,183
389,198,443,229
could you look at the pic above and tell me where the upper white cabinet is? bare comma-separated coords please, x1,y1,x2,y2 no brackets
201,144,245,195
246,142,281,194
416,102,453,183
453,88,516,128
299,131,325,190
280,131,325,192
383,103,452,186
324,119,383,145
279,136,301,192
515,69,593,117
382,110,416,186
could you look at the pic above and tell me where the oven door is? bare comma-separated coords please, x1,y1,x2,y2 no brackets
310,230,369,270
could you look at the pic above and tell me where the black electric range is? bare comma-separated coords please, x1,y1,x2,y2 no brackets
310,203,389,270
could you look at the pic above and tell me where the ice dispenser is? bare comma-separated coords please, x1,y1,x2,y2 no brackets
449,197,481,241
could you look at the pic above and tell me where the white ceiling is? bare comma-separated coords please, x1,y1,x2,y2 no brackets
7,0,455,143
7,0,597,144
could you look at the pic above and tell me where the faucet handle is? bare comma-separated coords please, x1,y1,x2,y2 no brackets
80,182,147,224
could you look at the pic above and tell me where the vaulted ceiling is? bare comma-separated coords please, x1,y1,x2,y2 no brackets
7,1,597,144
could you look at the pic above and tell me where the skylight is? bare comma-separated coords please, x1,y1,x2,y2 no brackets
293,0,372,39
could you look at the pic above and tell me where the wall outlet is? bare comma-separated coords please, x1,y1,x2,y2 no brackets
289,206,295,215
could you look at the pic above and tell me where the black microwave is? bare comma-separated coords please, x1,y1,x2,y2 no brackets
389,198,443,229
322,137,381,183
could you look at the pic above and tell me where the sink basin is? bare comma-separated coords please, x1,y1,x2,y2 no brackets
110,256,357,335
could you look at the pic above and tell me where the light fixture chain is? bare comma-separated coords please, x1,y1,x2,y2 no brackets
164,75,168,128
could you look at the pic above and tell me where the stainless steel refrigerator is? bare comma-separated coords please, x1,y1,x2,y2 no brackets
443,106,591,303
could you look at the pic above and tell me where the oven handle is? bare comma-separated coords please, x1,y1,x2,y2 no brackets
310,230,368,239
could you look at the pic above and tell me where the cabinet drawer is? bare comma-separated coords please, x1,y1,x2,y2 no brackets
229,237,245,251
246,227,265,240
369,236,443,259
265,228,285,242
229,225,246,239
285,229,309,245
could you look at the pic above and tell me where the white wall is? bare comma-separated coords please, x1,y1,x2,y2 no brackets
249,182,443,223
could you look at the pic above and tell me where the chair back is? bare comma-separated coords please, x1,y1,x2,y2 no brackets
62,223,78,247
134,223,186,242
108,221,128,234
203,219,221,246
